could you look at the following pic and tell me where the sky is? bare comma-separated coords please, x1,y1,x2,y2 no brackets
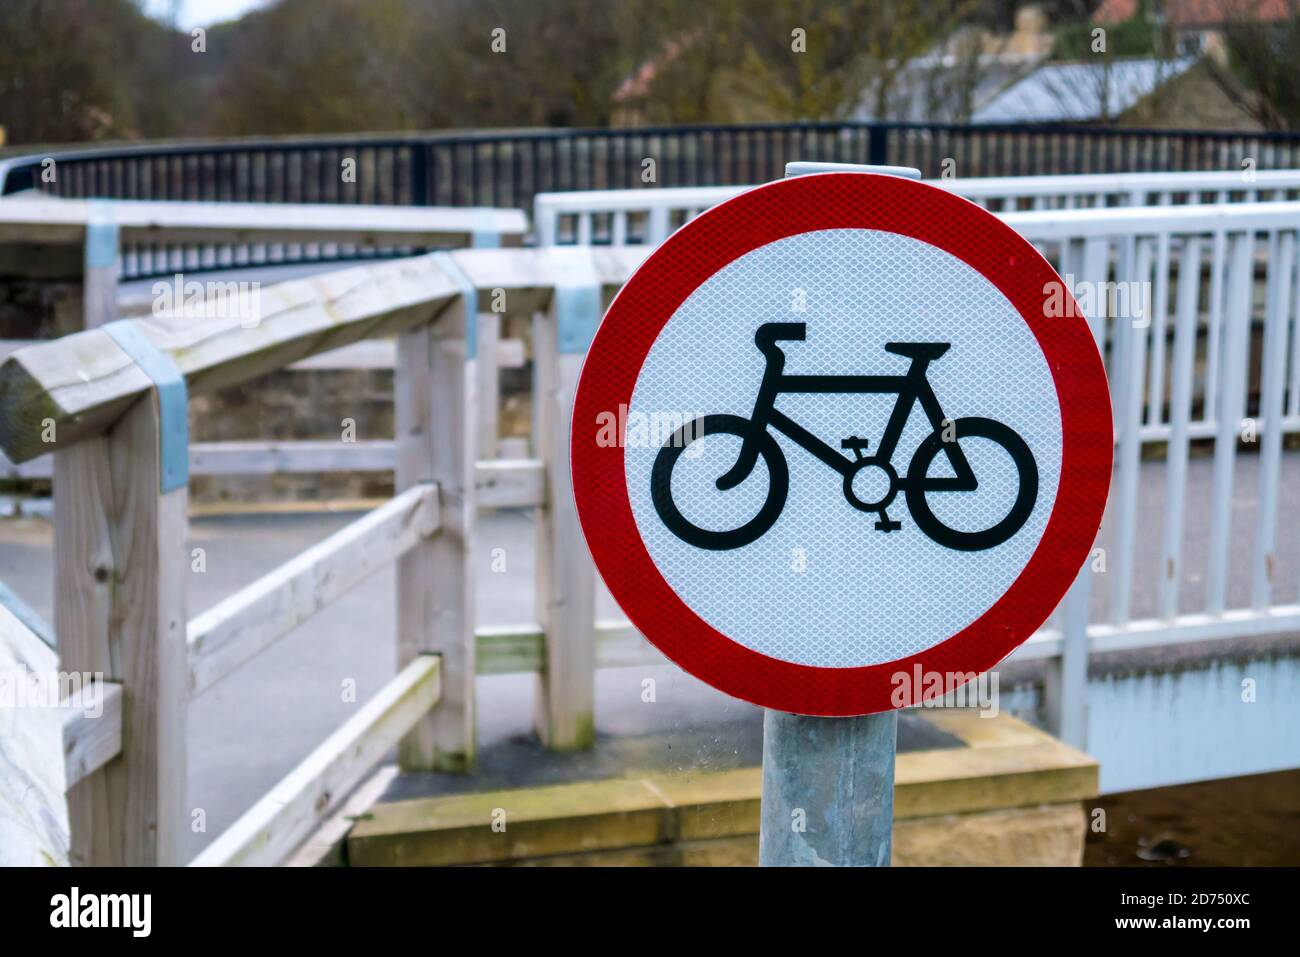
141,0,270,29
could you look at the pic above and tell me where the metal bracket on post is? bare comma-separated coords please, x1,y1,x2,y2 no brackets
433,251,480,359
785,161,921,180
470,208,502,250
101,320,189,494
84,201,120,333
85,202,120,273
757,160,923,868
549,247,601,354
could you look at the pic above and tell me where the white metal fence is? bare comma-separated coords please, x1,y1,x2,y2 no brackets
998,202,1300,746
534,169,1300,246
538,175,1300,444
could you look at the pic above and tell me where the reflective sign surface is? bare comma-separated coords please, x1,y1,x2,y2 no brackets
572,173,1111,715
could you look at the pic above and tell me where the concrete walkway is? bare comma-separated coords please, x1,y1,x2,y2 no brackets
1,450,1297,859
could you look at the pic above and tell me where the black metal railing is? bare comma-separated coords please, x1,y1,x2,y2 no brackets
5,121,1299,277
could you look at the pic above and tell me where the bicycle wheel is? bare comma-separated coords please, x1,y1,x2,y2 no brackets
905,416,1038,552
651,414,789,551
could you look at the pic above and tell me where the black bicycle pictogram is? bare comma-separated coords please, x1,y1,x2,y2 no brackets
651,322,1038,552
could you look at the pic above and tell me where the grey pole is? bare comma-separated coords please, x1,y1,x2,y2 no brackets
760,709,898,866
758,161,921,868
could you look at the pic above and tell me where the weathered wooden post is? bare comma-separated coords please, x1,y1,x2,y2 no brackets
533,248,599,750
83,202,120,331
395,253,478,771
55,389,189,866
55,212,190,865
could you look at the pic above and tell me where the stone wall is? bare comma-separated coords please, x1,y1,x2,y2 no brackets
188,358,533,505
0,243,84,340
189,368,398,504
342,712,1099,867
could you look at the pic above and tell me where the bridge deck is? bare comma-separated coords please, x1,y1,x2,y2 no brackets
1,451,1298,860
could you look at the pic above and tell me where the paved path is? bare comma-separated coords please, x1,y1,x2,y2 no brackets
1,450,1297,858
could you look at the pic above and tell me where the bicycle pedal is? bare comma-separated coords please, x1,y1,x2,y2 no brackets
840,435,870,457
874,518,902,533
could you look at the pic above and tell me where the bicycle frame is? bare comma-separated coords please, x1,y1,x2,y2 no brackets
717,323,978,492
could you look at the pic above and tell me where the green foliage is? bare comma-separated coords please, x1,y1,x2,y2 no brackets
0,0,978,143
1053,12,1159,60
617,0,975,123
1214,11,1300,131
200,0,632,134
0,0,191,144
11,0,1225,144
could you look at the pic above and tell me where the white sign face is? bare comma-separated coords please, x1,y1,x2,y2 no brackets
571,172,1111,715
625,228,1062,668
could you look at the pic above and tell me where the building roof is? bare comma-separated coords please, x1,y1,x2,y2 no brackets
970,56,1196,123
1093,0,1293,28
856,57,1041,123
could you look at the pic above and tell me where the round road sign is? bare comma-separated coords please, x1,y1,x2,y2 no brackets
571,172,1111,716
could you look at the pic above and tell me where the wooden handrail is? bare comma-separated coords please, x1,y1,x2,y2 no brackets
0,256,459,461
187,483,441,697
0,196,527,248
0,246,647,464
190,655,443,867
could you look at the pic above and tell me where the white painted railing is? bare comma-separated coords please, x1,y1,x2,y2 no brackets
537,178,1300,447
1010,202,1300,445
510,202,1300,757
0,192,528,279
476,207,1300,760
534,170,1300,246
999,202,1300,745
523,202,1300,755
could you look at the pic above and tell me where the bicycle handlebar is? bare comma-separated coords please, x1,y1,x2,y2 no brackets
755,322,807,347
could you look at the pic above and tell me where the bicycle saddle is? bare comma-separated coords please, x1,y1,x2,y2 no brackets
884,342,951,360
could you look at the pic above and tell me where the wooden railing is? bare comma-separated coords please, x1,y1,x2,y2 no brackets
0,585,126,788
0,195,528,483
0,587,121,865
0,244,642,865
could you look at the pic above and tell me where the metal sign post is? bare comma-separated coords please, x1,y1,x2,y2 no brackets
760,707,897,866
757,162,917,868
569,159,1111,870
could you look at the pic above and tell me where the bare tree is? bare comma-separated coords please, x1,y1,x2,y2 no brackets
1022,0,1191,126
617,0,979,123
0,0,126,143
1205,0,1300,131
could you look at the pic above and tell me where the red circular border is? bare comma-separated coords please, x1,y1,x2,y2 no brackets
571,173,1112,716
